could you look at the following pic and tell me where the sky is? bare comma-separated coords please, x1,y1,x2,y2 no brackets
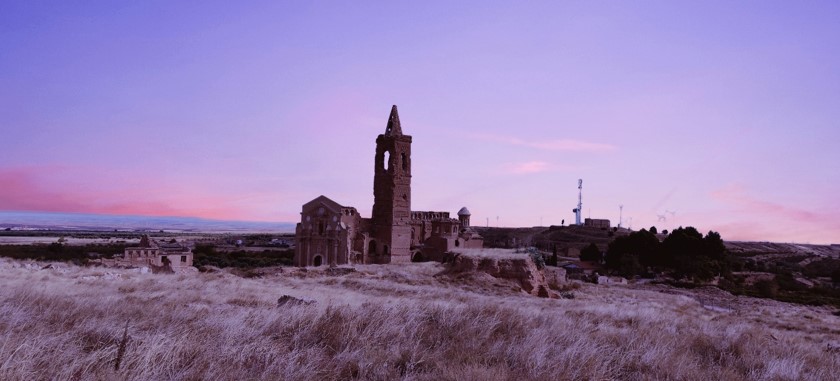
1,1,839,243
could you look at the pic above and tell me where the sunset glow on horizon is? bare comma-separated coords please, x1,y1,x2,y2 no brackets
2,2,839,243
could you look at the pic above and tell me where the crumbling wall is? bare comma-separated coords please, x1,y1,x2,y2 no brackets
544,266,568,290
444,251,553,297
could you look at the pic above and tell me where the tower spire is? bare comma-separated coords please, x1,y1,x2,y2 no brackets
385,105,402,136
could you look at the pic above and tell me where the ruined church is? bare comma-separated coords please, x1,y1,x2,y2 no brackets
294,106,483,267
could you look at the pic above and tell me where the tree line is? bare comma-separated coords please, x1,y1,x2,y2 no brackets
581,226,728,281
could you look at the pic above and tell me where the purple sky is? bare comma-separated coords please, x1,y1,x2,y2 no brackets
2,1,839,243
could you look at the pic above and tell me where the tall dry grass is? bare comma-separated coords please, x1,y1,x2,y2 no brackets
1,258,838,380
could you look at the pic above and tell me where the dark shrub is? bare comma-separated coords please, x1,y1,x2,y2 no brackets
579,243,601,263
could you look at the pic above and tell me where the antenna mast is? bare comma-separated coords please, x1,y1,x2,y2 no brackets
574,179,583,226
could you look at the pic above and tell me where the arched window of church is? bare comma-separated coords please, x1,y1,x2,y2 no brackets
401,152,407,171
384,151,390,171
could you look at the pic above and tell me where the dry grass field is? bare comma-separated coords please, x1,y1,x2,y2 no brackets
1,257,839,380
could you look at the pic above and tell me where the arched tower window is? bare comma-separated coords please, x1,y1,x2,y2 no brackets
401,152,407,171
384,151,390,171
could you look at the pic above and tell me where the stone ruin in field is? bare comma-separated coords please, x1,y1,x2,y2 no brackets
294,106,483,267
440,248,567,298
95,235,196,274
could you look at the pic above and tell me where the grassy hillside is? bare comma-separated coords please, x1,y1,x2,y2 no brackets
1,258,838,380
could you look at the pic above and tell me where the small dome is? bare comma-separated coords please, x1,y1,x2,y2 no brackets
457,207,471,216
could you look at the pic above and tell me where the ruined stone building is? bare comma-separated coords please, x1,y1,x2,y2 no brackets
294,105,483,267
584,218,611,229
97,235,195,273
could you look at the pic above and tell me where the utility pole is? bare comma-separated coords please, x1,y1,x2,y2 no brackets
619,204,623,228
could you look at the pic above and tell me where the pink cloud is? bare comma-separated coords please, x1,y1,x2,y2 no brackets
710,185,824,222
500,161,579,175
0,166,270,221
528,139,616,152
707,222,791,243
503,161,550,174
709,184,840,243
473,134,616,152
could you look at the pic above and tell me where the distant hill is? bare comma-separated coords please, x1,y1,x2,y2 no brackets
0,211,295,233
476,225,626,252
725,241,840,278
476,226,840,264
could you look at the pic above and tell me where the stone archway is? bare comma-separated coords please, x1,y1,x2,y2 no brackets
313,255,322,267
411,252,425,263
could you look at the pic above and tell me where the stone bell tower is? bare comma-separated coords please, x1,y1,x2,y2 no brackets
370,105,412,263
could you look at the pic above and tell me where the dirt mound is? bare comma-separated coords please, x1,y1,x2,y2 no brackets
442,250,554,297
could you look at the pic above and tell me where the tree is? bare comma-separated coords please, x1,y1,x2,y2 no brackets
627,229,662,268
604,225,729,281
605,230,658,276
605,248,643,277
545,244,557,267
702,231,726,260
579,243,601,263
649,226,658,234
663,227,728,280
663,227,703,275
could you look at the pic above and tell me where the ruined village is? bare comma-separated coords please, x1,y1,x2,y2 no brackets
2,106,839,379
3,1,840,377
